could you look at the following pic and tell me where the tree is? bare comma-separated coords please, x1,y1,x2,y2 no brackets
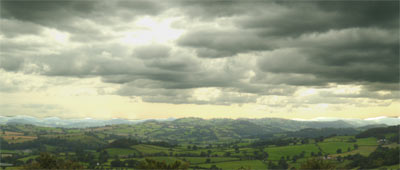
286,155,291,161
253,150,259,158
125,159,140,168
300,158,335,170
292,155,298,163
98,150,109,164
354,144,359,150
235,147,240,153
206,158,211,163
337,156,342,162
263,151,269,160
278,157,289,169
223,152,231,157
268,160,278,169
111,158,124,167
23,152,83,170
336,148,342,154
210,164,219,170
137,158,189,170
200,151,207,157
207,150,212,157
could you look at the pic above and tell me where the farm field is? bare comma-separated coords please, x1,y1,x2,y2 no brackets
1,121,398,169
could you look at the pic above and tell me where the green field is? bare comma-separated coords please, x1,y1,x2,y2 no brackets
105,148,140,157
264,144,320,160
180,157,239,164
356,137,377,146
318,141,354,154
131,144,171,154
197,160,267,169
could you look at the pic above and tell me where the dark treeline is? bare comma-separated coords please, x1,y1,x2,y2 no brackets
1,124,399,170
106,138,177,148
0,137,103,151
345,146,399,169
286,128,359,138
356,125,399,142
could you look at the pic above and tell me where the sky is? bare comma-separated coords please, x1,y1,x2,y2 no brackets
0,0,399,120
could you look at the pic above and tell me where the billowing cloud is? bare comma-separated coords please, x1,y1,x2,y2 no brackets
0,0,398,117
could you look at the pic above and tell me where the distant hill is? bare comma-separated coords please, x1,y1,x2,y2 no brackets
0,116,398,130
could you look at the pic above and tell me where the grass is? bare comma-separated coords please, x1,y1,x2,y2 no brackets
105,148,140,157
1,135,37,143
374,164,400,170
131,144,170,154
146,156,182,164
356,137,377,146
324,136,353,142
318,141,354,154
197,160,267,170
331,145,377,157
264,144,320,160
180,157,239,164
1,149,18,154
384,143,400,148
19,155,39,162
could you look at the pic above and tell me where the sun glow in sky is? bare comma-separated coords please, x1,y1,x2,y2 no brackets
0,1,398,120
121,17,183,45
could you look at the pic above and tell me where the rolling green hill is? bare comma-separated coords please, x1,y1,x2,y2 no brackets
1,120,398,170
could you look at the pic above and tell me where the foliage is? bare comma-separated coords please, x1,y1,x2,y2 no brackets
107,138,140,148
23,152,83,170
345,146,399,169
137,158,189,170
355,125,399,139
300,158,335,170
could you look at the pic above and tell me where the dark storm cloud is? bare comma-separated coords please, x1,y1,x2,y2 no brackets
134,44,171,60
0,0,164,24
176,1,398,57
177,29,273,58
237,1,398,37
175,1,398,97
257,28,399,89
0,56,24,72
0,0,97,25
0,0,398,106
0,0,165,42
0,19,43,38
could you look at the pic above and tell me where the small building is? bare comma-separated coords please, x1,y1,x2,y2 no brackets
0,163,13,170
377,139,387,145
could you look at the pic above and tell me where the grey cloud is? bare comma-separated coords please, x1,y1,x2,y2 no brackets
134,44,171,60
319,89,399,101
0,0,166,43
174,1,250,20
176,1,398,59
237,1,398,37
258,48,398,85
251,72,329,86
0,0,398,106
0,56,24,72
257,27,399,89
177,29,273,58
116,1,164,16
117,84,258,105
0,19,43,38
0,0,97,25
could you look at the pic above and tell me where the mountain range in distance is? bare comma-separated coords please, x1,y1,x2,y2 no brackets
0,115,398,129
